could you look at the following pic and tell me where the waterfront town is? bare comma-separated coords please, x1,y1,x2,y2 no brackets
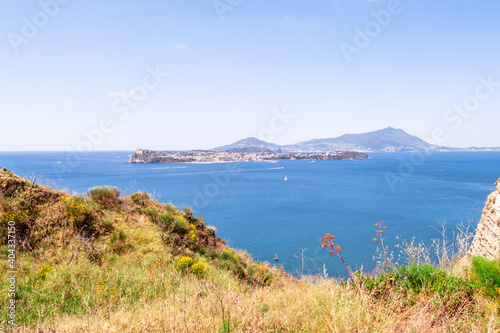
129,148,369,164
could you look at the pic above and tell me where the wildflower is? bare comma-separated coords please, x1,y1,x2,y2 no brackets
38,264,53,280
321,232,373,318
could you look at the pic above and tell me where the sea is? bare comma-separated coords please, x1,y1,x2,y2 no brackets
1,151,499,278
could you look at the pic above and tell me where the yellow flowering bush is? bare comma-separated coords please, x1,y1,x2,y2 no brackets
223,249,238,261
61,195,92,224
188,223,197,243
189,261,208,276
174,216,189,230
1,210,28,223
175,256,195,271
175,256,208,277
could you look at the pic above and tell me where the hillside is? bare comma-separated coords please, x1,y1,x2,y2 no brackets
1,169,500,332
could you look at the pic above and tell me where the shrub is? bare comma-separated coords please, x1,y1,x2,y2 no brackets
1,210,29,224
395,263,437,295
61,196,98,235
189,261,208,276
145,207,160,223
221,249,238,261
157,214,193,234
175,256,195,271
211,249,247,279
255,264,273,286
187,223,197,244
88,186,120,209
129,192,150,205
173,216,189,233
158,212,175,229
165,203,178,214
183,206,194,217
206,225,218,236
175,256,208,277
471,256,500,298
247,265,255,276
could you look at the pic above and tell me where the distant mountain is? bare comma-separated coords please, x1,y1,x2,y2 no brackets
224,147,276,153
213,137,282,152
213,127,433,153
283,127,431,152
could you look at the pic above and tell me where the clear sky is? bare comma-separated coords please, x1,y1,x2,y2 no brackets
1,0,499,151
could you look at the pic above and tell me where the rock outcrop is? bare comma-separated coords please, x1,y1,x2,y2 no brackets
129,148,151,163
467,178,500,259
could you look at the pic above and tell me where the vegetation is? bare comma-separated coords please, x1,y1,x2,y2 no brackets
471,256,500,299
0,169,499,332
87,186,121,210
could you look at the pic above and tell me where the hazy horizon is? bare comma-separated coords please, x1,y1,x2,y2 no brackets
2,125,500,152
2,1,499,151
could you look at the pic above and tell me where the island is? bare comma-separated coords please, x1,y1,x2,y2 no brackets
129,148,369,164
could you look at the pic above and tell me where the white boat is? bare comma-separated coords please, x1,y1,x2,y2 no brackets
284,176,288,181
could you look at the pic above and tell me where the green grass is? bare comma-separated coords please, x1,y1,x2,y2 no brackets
471,256,500,298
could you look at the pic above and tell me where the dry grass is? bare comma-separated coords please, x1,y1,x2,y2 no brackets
12,271,497,333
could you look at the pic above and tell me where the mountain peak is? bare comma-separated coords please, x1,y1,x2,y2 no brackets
380,126,402,132
238,137,268,144
213,137,280,152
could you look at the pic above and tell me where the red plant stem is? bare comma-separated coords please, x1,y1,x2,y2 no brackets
379,236,389,274
336,250,374,319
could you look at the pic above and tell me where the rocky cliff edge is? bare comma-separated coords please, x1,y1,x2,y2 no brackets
467,178,500,259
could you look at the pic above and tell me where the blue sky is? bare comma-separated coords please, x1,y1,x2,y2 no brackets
1,0,499,151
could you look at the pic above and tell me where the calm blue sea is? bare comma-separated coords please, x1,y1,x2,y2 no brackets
1,151,499,277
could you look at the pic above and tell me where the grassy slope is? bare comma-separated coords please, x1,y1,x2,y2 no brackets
0,169,498,332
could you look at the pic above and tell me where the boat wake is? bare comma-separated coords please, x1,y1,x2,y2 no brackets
150,166,188,170
158,166,284,176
